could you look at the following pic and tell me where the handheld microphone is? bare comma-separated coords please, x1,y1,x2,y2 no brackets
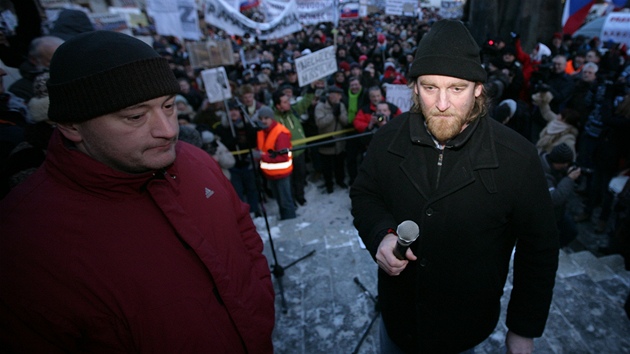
393,220,420,260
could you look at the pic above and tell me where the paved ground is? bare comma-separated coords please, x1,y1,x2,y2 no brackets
253,181,630,354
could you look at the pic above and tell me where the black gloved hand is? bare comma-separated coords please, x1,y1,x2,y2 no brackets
332,103,341,118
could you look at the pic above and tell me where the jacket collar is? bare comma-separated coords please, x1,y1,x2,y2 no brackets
45,129,180,199
404,111,499,170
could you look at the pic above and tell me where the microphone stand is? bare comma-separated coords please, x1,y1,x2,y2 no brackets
235,98,316,313
352,277,380,354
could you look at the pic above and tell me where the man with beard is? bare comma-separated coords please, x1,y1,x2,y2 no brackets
0,31,274,352
350,20,558,354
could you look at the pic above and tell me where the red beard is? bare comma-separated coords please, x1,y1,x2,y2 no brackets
425,113,466,143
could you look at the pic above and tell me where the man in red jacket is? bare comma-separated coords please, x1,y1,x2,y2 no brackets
0,31,274,353
353,86,402,133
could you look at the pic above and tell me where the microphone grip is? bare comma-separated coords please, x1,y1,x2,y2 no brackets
393,241,409,260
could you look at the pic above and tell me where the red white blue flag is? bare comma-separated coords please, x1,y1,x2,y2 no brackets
562,0,626,35
240,0,260,11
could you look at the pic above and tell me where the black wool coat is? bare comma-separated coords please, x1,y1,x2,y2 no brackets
350,111,559,353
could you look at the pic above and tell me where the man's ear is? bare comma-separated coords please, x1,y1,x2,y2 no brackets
474,82,484,98
56,123,83,143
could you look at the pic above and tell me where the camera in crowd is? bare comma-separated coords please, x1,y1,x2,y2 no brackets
376,114,388,123
531,55,553,93
568,162,594,175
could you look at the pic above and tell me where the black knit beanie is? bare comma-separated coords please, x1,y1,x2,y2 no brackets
47,31,180,123
548,143,574,164
408,20,486,83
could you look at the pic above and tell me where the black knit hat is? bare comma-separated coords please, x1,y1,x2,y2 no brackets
548,143,574,164
47,31,180,123
408,20,486,83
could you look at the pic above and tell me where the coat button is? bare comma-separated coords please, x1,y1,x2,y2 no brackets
419,258,428,267
426,208,434,216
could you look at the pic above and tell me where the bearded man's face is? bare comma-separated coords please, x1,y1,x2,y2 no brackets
414,75,483,143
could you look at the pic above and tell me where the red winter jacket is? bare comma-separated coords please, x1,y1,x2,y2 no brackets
0,131,275,353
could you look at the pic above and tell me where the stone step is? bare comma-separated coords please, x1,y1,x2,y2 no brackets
549,250,630,353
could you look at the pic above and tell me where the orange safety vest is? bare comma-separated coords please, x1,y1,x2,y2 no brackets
565,59,582,75
257,123,293,178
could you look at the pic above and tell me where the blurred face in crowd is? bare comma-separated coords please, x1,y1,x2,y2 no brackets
376,102,391,117
573,55,585,69
328,91,342,105
335,72,345,83
552,56,567,74
552,37,562,48
351,66,362,77
260,115,274,128
241,92,255,106
349,79,362,94
282,62,292,72
34,40,62,70
276,95,291,113
58,95,179,174
229,107,242,121
178,79,190,94
413,75,483,144
581,66,597,83
281,87,293,99
287,72,298,83
313,79,326,90
585,50,600,64
175,101,189,113
368,89,383,106
502,52,515,64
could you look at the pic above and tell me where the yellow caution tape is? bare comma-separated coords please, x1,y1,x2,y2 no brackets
231,128,356,156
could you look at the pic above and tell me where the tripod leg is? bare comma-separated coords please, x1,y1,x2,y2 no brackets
272,264,288,313
283,249,316,270
352,311,380,354
352,277,380,353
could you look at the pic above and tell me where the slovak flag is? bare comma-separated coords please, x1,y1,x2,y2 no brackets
240,0,260,11
562,0,626,35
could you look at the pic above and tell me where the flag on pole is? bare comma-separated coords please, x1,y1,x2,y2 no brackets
562,0,626,35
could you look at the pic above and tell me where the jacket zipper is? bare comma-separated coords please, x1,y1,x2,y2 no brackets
436,148,444,189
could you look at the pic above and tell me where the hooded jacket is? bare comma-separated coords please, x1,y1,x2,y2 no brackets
0,130,274,353
351,111,559,352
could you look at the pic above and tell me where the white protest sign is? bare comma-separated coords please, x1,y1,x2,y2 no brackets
201,67,232,103
601,12,630,48
385,0,416,17
295,46,337,87
90,12,130,32
383,84,412,113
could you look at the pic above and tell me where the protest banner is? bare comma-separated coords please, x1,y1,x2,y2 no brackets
383,83,412,113
205,0,302,40
601,12,630,48
90,13,130,32
385,0,416,16
295,46,337,87
187,40,235,69
201,67,232,104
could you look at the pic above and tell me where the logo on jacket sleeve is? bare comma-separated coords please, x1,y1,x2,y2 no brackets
205,187,215,198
